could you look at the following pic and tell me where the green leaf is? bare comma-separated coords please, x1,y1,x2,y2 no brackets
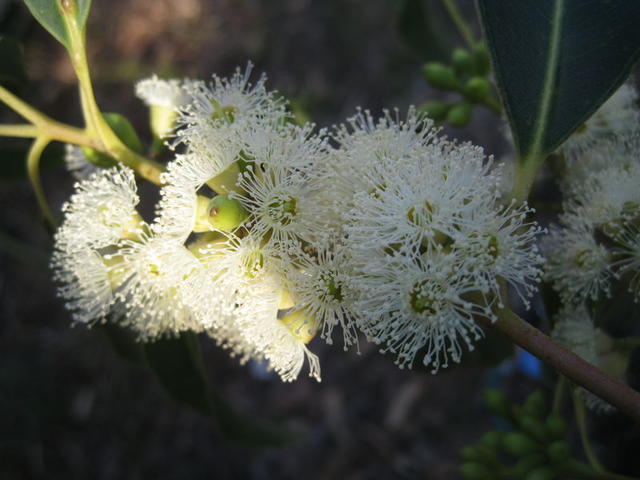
396,0,454,62
0,36,27,95
21,0,92,50
477,0,640,161
143,332,298,446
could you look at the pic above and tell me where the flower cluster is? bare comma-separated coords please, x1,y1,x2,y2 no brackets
544,83,640,412
52,65,545,382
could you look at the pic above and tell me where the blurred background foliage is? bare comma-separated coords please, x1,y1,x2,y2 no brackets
0,0,639,478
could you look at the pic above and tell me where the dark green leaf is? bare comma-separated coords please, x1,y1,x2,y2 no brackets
21,0,92,50
0,144,63,181
0,36,27,95
477,0,640,161
143,332,298,446
396,0,454,62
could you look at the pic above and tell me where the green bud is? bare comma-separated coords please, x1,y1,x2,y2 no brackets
514,454,546,477
473,44,491,75
452,48,475,75
547,440,570,463
459,462,493,480
205,195,248,231
82,112,143,167
422,62,460,90
524,467,554,480
193,194,248,232
544,414,567,439
520,417,547,442
502,432,539,456
447,102,472,127
523,390,547,419
464,77,491,102
418,101,451,121
483,389,510,416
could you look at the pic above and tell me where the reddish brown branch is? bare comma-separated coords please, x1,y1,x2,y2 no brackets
480,308,640,423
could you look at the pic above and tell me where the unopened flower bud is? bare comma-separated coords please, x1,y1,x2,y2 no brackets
422,62,460,91
514,454,546,477
502,432,539,456
524,467,554,480
523,390,547,419
418,101,451,121
452,48,475,75
473,44,491,75
464,77,491,102
544,413,567,439
547,440,570,463
194,194,248,232
447,103,473,127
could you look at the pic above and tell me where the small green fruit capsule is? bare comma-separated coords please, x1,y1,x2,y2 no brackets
502,432,539,456
473,44,491,75
464,77,491,102
524,467,554,480
544,414,567,439
447,102,472,127
418,101,451,121
459,462,492,480
205,195,249,231
523,390,547,419
483,389,510,416
452,47,475,75
520,417,547,442
547,441,570,463
422,62,459,90
82,112,143,167
514,454,546,477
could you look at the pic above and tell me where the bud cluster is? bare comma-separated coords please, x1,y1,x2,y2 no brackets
420,44,495,127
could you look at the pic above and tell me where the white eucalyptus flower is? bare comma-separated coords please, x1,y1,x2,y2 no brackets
545,223,615,302
552,305,616,414
562,83,639,159
288,244,359,350
51,247,115,325
356,252,488,373
57,166,143,250
111,232,205,339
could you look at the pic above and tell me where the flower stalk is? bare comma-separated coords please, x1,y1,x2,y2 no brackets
481,306,640,423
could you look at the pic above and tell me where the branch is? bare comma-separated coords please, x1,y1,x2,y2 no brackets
27,136,56,227
480,307,640,423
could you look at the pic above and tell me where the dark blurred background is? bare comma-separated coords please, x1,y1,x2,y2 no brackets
1,1,638,479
